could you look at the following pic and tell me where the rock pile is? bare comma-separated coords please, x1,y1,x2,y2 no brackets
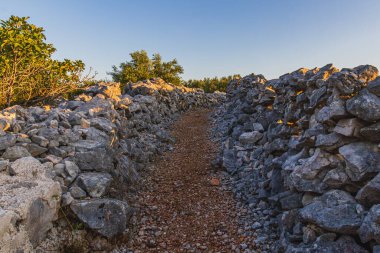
0,78,224,251
213,64,380,252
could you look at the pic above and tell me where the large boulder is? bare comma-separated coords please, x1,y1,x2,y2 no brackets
359,204,380,244
299,190,364,234
356,173,380,206
333,118,364,137
74,148,114,172
289,149,339,193
315,97,348,123
71,140,114,172
0,158,61,251
70,199,133,238
339,142,380,182
346,89,380,122
285,235,368,253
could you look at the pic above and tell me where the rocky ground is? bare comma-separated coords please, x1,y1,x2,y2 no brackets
127,108,245,252
126,107,277,253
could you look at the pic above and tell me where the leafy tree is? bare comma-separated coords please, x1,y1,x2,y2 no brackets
0,16,91,108
185,75,240,93
109,50,184,85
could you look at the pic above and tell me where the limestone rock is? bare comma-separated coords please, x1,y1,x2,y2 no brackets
0,159,61,250
368,76,380,96
76,172,112,198
334,118,364,137
0,134,16,151
300,190,364,234
239,131,263,144
356,173,380,206
69,186,87,199
70,199,133,238
360,122,380,141
346,89,380,121
2,146,31,161
339,142,380,181
359,204,380,244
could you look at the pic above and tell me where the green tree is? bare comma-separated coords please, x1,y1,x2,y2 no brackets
0,16,90,108
109,50,184,85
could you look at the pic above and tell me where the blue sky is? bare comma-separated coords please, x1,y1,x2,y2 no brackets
1,0,380,80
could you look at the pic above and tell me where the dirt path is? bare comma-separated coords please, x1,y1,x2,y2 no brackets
131,108,244,253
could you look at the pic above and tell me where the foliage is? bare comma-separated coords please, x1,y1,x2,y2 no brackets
109,50,184,85
184,75,240,93
0,16,91,108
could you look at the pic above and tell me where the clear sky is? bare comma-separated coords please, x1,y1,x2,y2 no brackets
1,0,380,80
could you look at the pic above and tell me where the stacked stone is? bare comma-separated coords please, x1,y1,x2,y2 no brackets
213,64,380,252
0,78,224,251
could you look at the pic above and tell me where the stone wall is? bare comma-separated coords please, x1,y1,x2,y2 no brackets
0,78,224,252
213,64,380,252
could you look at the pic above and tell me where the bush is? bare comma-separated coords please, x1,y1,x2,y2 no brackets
109,50,184,85
0,16,91,108
184,75,240,93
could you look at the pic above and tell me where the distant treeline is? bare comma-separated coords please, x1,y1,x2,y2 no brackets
184,75,240,93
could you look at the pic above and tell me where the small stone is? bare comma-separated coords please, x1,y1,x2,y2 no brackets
31,135,49,147
252,222,262,229
69,186,87,199
239,131,263,145
0,159,10,172
0,119,10,131
61,192,74,206
80,118,90,128
64,161,80,179
210,178,220,186
45,155,62,164
49,120,59,128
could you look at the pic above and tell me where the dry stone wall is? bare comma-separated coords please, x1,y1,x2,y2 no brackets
0,78,224,252
213,64,380,252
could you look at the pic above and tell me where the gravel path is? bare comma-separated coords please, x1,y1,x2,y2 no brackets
130,108,257,253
